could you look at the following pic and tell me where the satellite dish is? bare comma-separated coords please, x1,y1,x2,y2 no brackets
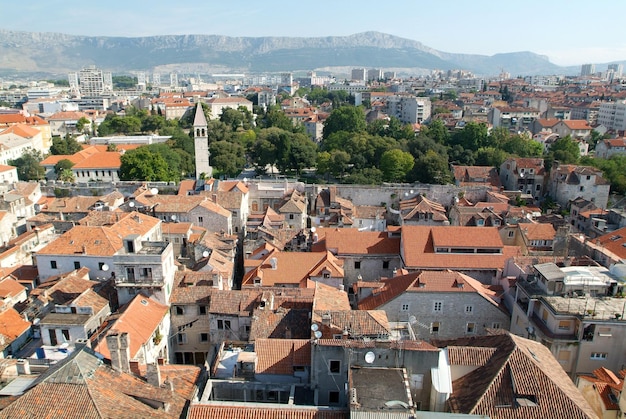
101,264,109,272
171,214,177,221
310,227,316,233
311,324,319,332
364,351,375,364
314,330,322,339
150,187,159,195
129,201,135,208
408,316,417,325
202,250,210,258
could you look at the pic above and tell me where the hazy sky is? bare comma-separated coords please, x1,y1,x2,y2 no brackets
4,0,626,66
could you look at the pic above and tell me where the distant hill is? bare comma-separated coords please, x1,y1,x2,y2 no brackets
0,29,584,76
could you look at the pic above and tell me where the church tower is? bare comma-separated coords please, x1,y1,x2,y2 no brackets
193,103,212,179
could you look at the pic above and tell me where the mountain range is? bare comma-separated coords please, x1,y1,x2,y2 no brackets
0,29,604,77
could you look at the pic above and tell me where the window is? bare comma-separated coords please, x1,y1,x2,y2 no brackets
198,305,207,315
354,261,361,269
126,267,135,281
590,352,608,360
289,214,294,220
328,391,340,404
383,261,390,269
199,333,208,342
141,268,152,278
401,303,410,312
542,309,548,322
98,262,106,270
508,230,514,238
476,219,484,226
558,321,570,330
74,261,81,269
217,320,231,330
177,333,187,344
61,329,70,341
198,216,204,223
598,327,612,337
50,260,57,269
410,374,424,390
492,322,502,329
579,186,584,192
175,306,185,315
329,360,341,374
557,350,571,364
323,272,330,279
431,322,440,334
466,323,476,334
433,301,443,312
465,305,473,314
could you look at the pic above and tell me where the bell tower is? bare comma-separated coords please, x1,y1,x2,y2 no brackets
193,103,212,179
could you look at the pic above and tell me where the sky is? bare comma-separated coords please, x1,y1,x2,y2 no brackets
4,0,626,67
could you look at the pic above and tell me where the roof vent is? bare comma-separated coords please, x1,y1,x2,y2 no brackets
140,299,148,306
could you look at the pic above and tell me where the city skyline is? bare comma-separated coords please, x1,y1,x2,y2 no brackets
3,0,626,67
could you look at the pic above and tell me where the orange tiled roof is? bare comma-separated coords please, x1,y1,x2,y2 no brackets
36,212,159,256
563,120,591,130
401,226,515,270
72,152,121,169
0,124,41,138
519,223,557,241
254,338,311,375
596,226,626,259
0,277,25,299
0,308,30,342
242,250,344,287
94,295,168,360
323,229,400,255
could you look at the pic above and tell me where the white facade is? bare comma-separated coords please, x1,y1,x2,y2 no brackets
385,95,432,124
598,100,626,132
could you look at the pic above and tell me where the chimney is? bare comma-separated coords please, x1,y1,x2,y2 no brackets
146,362,162,387
129,360,141,377
106,333,122,372
75,338,91,350
119,332,131,373
322,312,331,326
16,359,31,375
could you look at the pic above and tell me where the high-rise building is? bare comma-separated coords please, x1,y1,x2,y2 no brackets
580,63,596,77
152,73,161,87
170,73,178,88
608,63,623,76
367,68,382,81
73,66,113,97
351,68,367,82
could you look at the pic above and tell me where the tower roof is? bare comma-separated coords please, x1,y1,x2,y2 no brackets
193,103,208,127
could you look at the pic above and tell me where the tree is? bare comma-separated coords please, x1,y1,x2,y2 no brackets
380,149,415,182
58,169,75,183
451,122,489,151
54,159,74,176
141,115,165,133
76,117,91,134
210,140,246,178
119,147,171,181
546,135,580,167
328,150,351,178
286,134,317,176
9,149,45,181
475,147,507,167
323,106,366,138
421,119,449,144
50,135,82,155
257,108,294,132
410,150,451,184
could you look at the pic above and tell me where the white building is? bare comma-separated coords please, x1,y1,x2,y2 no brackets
385,95,431,124
598,100,626,132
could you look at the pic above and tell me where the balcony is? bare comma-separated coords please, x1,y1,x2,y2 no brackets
115,276,164,287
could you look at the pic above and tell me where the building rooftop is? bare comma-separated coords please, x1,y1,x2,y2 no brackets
350,367,412,412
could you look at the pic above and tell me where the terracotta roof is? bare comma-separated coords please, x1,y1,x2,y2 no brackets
0,347,194,419
322,229,400,255
596,226,626,259
578,367,623,411
0,124,41,138
94,295,168,360
72,152,121,169
0,277,25,299
0,308,30,343
188,404,348,419
312,310,391,337
0,114,48,126
520,223,557,241
358,270,500,311
242,250,344,287
401,226,515,270
47,111,89,120
254,338,311,375
603,138,626,148
0,165,16,173
435,331,597,418
36,212,159,257
563,120,592,130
